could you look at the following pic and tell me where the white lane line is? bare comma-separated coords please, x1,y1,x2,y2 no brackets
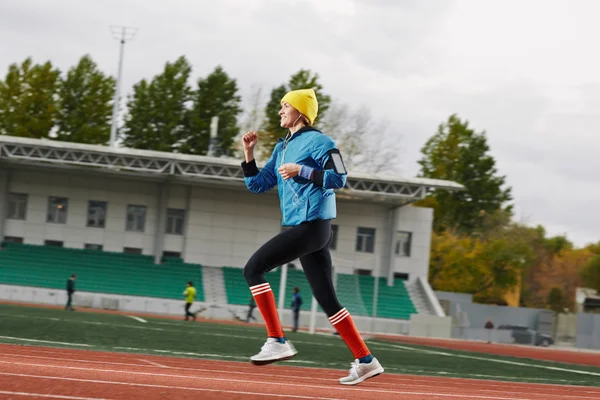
0,361,563,399
0,336,93,347
126,316,147,323
0,372,342,400
113,347,143,351
2,351,595,392
1,352,598,398
376,342,600,377
138,359,170,368
0,314,342,347
0,391,110,400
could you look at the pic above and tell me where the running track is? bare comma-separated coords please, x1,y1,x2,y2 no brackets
0,345,599,399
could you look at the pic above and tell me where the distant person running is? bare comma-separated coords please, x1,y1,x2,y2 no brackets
65,274,76,311
246,296,257,323
240,88,383,385
291,287,302,333
183,281,197,321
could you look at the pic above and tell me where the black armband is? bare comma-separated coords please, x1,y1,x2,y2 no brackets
329,149,347,174
313,170,325,187
313,149,347,187
241,159,259,177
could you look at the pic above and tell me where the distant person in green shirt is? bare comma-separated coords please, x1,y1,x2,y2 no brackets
65,274,76,311
183,281,197,321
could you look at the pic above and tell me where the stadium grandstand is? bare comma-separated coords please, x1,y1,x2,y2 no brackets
0,135,463,334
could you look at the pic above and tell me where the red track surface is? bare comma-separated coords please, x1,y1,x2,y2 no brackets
0,344,599,400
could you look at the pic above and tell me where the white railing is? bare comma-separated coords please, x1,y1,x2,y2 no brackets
417,276,446,317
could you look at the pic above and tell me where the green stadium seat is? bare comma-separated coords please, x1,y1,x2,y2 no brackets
220,265,417,320
0,242,204,301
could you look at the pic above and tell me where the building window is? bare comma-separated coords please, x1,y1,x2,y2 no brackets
44,240,63,247
124,247,142,254
330,224,339,250
3,236,23,243
85,244,103,251
356,269,372,276
47,197,68,224
162,251,181,259
355,227,375,253
7,193,27,220
394,272,409,281
395,231,412,257
166,208,185,235
87,201,107,228
126,205,146,232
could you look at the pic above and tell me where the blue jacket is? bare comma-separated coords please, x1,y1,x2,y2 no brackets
241,128,347,226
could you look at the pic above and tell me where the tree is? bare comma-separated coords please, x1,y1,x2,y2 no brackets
429,219,534,304
260,84,288,157
55,55,115,144
322,102,402,174
547,287,567,314
241,85,266,134
233,85,266,159
260,70,331,158
416,114,513,234
586,241,600,255
0,58,60,138
182,66,242,156
122,56,192,152
428,229,528,300
580,255,600,291
525,245,591,310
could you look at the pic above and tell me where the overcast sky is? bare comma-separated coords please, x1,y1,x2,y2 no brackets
1,0,598,247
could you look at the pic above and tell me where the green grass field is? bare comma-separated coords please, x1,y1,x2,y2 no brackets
0,303,599,387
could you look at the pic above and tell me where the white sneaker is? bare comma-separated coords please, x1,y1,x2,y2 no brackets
339,358,384,385
250,338,298,365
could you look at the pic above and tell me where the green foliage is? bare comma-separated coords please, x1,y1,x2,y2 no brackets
544,235,573,256
0,58,60,138
586,241,600,255
259,70,331,159
55,55,115,144
417,114,513,234
183,66,242,156
122,56,192,151
547,287,567,313
428,226,530,299
580,255,600,291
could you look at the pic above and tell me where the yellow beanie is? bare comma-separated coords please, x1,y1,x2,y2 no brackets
281,89,319,125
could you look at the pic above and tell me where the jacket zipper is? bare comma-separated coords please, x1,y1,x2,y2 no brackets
281,143,286,225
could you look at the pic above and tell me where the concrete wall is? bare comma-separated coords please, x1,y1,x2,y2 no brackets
392,206,433,284
2,168,432,281
408,314,453,339
0,169,8,243
453,302,551,332
576,313,600,350
435,291,474,304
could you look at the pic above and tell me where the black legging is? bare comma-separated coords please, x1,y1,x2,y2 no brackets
243,219,343,317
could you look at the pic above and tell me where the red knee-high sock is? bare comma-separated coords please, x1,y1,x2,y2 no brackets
250,283,284,338
329,308,370,359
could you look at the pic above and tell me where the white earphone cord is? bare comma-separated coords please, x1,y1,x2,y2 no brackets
281,133,310,206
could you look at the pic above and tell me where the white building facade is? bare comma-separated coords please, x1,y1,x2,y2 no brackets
0,136,462,286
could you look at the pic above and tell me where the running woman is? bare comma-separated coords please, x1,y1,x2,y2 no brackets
240,88,384,385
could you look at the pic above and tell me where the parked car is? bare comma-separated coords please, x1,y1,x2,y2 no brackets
497,324,554,346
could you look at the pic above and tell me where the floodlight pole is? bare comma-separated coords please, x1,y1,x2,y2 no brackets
109,26,137,148
208,116,219,156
